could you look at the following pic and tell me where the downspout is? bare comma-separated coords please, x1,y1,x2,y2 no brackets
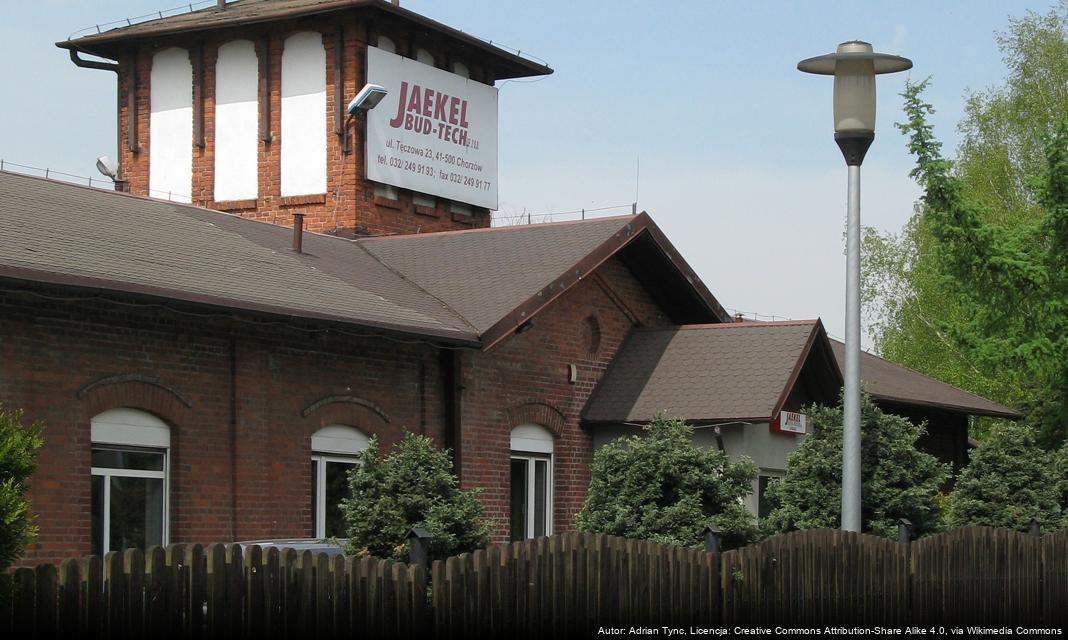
68,49,125,191
439,350,463,477
230,336,239,541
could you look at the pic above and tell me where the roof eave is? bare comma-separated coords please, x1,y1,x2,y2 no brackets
768,321,825,419
871,395,1022,420
56,0,552,80
0,267,482,349
583,415,775,427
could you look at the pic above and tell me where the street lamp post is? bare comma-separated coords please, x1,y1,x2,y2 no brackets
798,41,911,533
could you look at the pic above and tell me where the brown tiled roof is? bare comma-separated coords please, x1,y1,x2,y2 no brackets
59,0,552,80
828,340,1021,419
0,172,723,347
360,214,729,347
0,171,477,344
362,217,639,334
583,320,838,424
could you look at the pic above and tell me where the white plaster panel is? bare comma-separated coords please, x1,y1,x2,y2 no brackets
312,424,370,456
214,40,259,201
149,47,193,203
91,408,171,448
511,424,554,454
280,32,327,197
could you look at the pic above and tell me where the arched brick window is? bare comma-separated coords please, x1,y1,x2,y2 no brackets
281,31,327,197
214,39,259,201
149,47,193,202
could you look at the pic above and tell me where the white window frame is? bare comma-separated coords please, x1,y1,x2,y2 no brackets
310,425,369,539
510,452,553,539
755,469,785,520
310,454,360,539
90,408,171,554
510,424,554,540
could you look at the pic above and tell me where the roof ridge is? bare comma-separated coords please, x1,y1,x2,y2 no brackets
358,214,636,241
354,241,481,335
671,319,820,330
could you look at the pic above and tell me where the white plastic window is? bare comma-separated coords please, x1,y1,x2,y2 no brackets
90,408,170,555
311,425,369,538
510,424,554,541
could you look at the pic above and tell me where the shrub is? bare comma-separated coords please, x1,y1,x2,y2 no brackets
948,422,1062,532
341,433,490,562
0,406,43,571
576,416,758,549
764,394,950,539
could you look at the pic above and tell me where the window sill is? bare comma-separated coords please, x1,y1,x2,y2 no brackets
415,204,440,218
281,194,327,206
373,195,401,209
214,199,258,212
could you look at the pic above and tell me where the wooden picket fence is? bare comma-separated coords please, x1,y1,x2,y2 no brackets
431,533,719,636
3,527,1067,636
0,543,427,638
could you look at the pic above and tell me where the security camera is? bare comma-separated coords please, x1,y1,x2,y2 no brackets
347,83,388,116
95,156,118,180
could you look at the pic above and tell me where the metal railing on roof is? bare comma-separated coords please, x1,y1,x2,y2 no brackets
68,0,218,40
66,0,551,70
491,202,637,227
0,160,115,191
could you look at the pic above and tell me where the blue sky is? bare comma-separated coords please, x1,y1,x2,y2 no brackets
0,0,1053,347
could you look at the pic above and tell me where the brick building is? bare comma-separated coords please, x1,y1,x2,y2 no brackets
0,1,1018,566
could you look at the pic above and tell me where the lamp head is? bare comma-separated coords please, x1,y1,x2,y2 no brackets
798,41,912,165
347,83,388,116
95,155,118,180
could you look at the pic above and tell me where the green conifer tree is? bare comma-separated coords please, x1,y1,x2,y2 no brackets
949,422,1062,531
342,433,490,562
576,416,758,549
764,395,950,539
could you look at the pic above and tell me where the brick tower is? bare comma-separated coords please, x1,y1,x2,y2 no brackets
59,0,551,236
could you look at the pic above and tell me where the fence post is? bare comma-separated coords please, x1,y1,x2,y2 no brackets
704,524,721,554
897,518,913,545
1029,518,1041,537
407,528,432,569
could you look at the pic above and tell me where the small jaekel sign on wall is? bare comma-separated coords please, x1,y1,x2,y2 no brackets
365,46,499,209
770,411,807,435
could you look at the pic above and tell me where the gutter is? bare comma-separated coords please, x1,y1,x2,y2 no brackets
68,49,124,190
0,270,483,349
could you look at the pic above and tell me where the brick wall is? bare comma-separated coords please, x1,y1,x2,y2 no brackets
115,13,493,237
459,257,673,541
0,288,445,566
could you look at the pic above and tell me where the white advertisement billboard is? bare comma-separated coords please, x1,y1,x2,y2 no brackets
365,46,498,209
